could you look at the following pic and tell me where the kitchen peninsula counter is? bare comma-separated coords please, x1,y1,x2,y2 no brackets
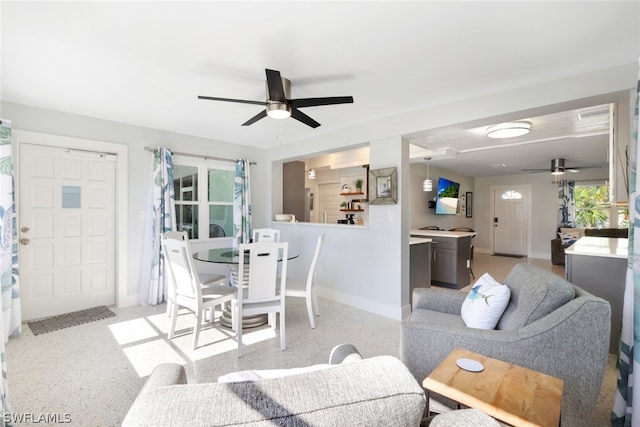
409,229,474,289
565,236,628,353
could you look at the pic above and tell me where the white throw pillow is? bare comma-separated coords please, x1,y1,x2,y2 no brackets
461,273,511,330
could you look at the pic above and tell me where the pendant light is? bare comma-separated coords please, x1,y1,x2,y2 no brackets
423,157,433,192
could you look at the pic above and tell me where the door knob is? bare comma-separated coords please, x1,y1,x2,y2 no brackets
19,238,29,245
20,226,30,233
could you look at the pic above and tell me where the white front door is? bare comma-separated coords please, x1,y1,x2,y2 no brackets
19,143,117,320
493,185,530,256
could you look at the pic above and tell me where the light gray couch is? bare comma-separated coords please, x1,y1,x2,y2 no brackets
123,344,426,426
400,263,611,427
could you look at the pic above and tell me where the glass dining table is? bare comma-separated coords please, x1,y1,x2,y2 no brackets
193,247,299,328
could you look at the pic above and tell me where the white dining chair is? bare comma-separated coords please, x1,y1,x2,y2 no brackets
161,232,236,349
285,234,324,328
162,231,229,318
232,241,288,357
252,228,281,242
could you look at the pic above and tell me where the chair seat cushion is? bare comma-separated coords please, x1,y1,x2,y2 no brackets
408,307,465,328
460,273,510,330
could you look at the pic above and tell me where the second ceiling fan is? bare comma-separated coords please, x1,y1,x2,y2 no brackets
521,158,604,175
198,69,354,128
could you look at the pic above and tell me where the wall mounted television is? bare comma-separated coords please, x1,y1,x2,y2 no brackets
434,177,460,215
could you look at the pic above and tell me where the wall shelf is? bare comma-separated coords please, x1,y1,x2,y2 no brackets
340,209,365,212
340,191,364,196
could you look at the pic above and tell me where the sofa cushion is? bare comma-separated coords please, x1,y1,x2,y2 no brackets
460,273,511,330
218,363,333,383
497,263,575,330
123,355,426,427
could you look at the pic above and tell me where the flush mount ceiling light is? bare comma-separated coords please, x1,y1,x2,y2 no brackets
486,121,531,139
423,157,433,192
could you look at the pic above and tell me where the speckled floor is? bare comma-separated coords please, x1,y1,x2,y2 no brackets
5,254,616,426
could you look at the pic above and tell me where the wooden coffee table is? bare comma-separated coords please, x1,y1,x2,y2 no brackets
423,348,563,427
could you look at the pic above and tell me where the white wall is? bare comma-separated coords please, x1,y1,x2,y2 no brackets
473,168,608,259
2,101,267,300
410,164,475,231
1,62,634,319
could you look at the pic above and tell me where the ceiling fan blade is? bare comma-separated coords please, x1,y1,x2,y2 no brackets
265,69,286,102
242,110,267,126
198,95,266,106
521,168,548,172
289,96,354,108
291,108,320,128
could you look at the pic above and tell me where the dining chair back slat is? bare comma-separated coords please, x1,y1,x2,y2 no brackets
252,228,281,242
234,241,288,357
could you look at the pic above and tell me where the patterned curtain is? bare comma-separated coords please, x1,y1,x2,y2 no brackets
138,147,175,305
233,159,252,245
557,180,575,227
0,119,20,424
611,61,638,425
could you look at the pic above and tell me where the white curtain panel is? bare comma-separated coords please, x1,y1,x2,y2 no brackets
233,159,252,245
0,119,20,422
612,60,638,426
138,147,176,305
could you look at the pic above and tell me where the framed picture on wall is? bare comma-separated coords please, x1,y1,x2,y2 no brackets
466,192,473,218
368,167,397,205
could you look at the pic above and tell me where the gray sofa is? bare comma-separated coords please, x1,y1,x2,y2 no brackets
400,263,611,427
123,344,426,426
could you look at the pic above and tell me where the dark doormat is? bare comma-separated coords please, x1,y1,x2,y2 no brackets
493,253,525,259
27,306,116,335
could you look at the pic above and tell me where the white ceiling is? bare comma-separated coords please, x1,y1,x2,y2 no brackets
2,1,639,176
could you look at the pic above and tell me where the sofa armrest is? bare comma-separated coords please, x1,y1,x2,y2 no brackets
127,364,187,410
412,287,467,314
401,296,610,427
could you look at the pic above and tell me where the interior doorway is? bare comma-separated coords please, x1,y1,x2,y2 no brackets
492,185,531,257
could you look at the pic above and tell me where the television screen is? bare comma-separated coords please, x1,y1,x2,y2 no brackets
434,177,460,215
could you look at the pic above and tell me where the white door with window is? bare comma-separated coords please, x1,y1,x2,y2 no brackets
493,186,530,256
19,143,116,320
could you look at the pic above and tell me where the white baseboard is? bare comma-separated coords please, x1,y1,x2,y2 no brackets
317,286,404,321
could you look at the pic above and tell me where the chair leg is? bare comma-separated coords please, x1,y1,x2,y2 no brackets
312,287,320,317
192,309,202,350
279,309,286,351
268,312,276,329
306,296,315,329
168,301,179,339
235,302,243,358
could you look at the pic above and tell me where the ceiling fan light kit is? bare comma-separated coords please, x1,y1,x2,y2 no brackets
198,69,353,128
266,103,291,119
486,121,531,139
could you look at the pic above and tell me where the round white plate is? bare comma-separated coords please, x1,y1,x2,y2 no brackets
456,358,484,372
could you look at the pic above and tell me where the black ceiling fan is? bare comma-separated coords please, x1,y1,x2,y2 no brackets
521,158,605,174
198,69,354,128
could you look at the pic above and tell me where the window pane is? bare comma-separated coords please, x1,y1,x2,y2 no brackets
574,185,609,228
501,190,522,200
208,168,234,202
175,204,199,239
173,165,198,201
209,205,233,238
